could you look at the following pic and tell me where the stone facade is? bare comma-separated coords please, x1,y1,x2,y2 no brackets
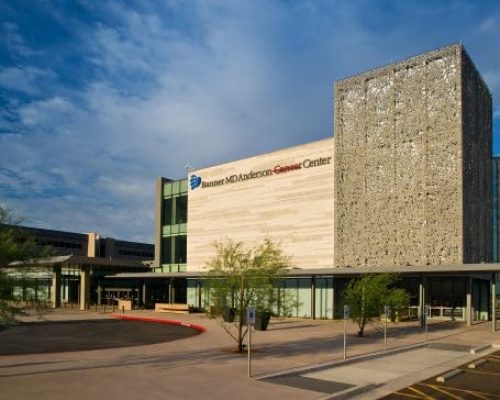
334,44,492,268
461,51,493,264
187,138,335,270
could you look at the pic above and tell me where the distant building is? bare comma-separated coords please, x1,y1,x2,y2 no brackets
8,225,154,260
1,225,153,308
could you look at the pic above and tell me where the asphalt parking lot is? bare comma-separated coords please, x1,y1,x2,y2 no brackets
0,318,200,355
382,349,500,400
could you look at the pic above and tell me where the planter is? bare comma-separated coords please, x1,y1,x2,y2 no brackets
222,307,236,323
254,311,271,331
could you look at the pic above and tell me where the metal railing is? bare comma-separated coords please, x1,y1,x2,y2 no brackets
408,305,465,321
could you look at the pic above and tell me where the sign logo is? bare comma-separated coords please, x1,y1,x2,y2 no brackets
190,175,202,190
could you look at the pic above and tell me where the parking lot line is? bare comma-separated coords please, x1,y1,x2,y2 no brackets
420,383,474,400
463,369,500,378
422,384,464,400
422,384,499,400
407,386,436,400
393,390,427,399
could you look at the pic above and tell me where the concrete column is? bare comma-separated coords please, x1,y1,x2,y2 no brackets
142,280,147,307
79,268,90,311
154,177,166,270
332,284,336,320
50,266,61,308
97,281,102,306
311,276,316,320
197,279,202,309
466,277,472,327
418,275,426,328
492,273,497,333
168,279,174,303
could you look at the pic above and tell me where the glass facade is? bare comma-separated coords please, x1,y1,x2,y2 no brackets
160,179,188,272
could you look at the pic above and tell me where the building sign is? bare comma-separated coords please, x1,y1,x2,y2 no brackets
190,156,332,190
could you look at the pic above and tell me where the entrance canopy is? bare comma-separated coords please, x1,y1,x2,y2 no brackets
106,263,500,280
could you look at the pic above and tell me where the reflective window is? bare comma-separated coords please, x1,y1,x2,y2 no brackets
175,196,188,224
174,235,187,264
163,198,173,225
162,237,172,264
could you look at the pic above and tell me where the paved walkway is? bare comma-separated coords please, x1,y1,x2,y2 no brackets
0,309,498,399
262,344,495,399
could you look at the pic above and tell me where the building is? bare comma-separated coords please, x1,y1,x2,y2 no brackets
112,44,496,324
8,44,496,324
334,45,492,267
154,178,188,273
1,225,153,308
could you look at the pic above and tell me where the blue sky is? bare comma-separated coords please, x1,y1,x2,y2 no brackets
1,1,499,243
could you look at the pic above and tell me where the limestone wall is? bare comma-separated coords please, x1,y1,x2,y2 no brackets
334,44,491,268
187,138,335,270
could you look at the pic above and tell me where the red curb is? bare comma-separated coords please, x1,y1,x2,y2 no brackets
111,314,207,333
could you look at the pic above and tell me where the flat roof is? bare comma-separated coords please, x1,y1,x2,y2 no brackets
106,263,500,279
191,137,334,175
7,255,148,269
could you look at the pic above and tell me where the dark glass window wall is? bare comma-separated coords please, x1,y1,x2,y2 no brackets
161,179,188,269
175,196,188,224
161,235,187,265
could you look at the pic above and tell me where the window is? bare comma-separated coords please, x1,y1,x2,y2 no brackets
162,237,172,264
163,198,173,225
175,196,188,224
174,235,187,264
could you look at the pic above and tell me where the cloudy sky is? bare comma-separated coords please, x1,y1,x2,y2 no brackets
1,1,499,243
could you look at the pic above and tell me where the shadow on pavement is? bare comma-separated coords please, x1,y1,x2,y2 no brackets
0,319,200,356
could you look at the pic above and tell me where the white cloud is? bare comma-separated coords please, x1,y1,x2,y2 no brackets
479,17,496,33
1,22,42,57
18,96,75,127
0,66,54,94
2,1,500,241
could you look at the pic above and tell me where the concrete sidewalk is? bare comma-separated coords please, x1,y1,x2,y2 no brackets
0,309,499,399
260,342,499,399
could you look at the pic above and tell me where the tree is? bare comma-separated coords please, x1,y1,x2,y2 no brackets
0,206,53,267
343,273,409,337
0,206,54,324
206,239,289,352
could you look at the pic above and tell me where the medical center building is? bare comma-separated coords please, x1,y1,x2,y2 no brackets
115,44,499,323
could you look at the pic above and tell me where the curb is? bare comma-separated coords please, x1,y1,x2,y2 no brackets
468,359,488,369
470,344,491,354
111,314,207,333
436,369,463,382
